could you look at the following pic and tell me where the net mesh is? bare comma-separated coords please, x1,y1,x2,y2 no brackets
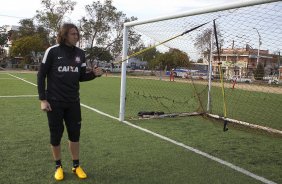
123,1,282,131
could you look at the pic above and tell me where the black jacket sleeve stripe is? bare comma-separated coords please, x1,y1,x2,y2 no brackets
37,45,59,100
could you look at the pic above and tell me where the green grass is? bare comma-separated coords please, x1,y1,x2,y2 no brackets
126,78,206,118
211,86,282,130
124,76,282,130
130,117,282,183
0,72,281,184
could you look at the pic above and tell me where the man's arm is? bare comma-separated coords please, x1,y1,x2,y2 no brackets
37,47,53,100
79,52,103,81
79,62,96,82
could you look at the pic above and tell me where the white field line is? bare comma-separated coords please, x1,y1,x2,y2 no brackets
7,73,37,86
8,73,277,184
0,95,38,98
0,78,18,80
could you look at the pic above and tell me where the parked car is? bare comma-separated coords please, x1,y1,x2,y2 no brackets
268,79,279,85
230,76,252,83
101,65,132,73
172,68,190,78
101,65,112,72
263,75,279,81
171,68,199,78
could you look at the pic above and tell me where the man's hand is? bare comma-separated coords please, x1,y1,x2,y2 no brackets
40,100,52,112
93,67,103,77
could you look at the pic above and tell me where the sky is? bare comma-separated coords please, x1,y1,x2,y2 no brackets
0,0,243,26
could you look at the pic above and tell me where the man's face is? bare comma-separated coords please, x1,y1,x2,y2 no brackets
65,28,79,46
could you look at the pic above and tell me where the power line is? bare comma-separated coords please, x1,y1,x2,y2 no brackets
0,14,31,19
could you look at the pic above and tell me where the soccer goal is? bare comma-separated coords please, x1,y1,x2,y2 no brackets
119,0,282,133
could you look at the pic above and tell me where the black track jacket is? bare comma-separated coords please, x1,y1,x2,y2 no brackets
37,44,96,102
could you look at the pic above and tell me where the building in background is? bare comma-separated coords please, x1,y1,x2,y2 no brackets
212,45,279,79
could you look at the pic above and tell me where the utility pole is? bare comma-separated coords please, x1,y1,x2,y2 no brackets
253,28,261,68
207,32,213,112
278,51,281,83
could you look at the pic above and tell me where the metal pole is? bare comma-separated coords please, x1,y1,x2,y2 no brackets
278,51,281,83
253,28,261,68
119,26,128,121
207,32,213,112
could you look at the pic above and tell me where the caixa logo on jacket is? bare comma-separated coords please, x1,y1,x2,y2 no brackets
58,66,79,72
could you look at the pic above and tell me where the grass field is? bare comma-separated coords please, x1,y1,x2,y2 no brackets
124,76,282,130
0,71,281,184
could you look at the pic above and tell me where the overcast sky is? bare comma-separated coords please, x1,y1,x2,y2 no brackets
0,0,244,26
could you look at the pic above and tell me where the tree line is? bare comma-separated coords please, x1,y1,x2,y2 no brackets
0,0,194,70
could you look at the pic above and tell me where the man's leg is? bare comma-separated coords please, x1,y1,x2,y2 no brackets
65,102,87,179
51,145,64,180
47,101,65,181
69,141,79,160
51,145,63,181
51,145,61,161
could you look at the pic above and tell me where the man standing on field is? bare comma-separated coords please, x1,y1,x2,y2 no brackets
37,23,103,181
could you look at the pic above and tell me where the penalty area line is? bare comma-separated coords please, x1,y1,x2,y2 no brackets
9,72,277,184
0,95,38,98
7,73,37,87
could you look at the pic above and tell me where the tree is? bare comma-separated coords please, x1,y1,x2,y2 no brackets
35,0,76,44
0,33,7,46
18,19,36,37
254,62,264,80
80,0,143,61
197,58,204,63
85,46,113,63
14,19,49,42
135,45,160,63
7,30,17,43
10,34,46,64
194,28,224,62
149,49,190,70
0,32,7,58
10,19,49,60
0,26,8,47
36,25,50,47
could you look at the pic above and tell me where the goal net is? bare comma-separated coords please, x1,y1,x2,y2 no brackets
120,0,282,132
